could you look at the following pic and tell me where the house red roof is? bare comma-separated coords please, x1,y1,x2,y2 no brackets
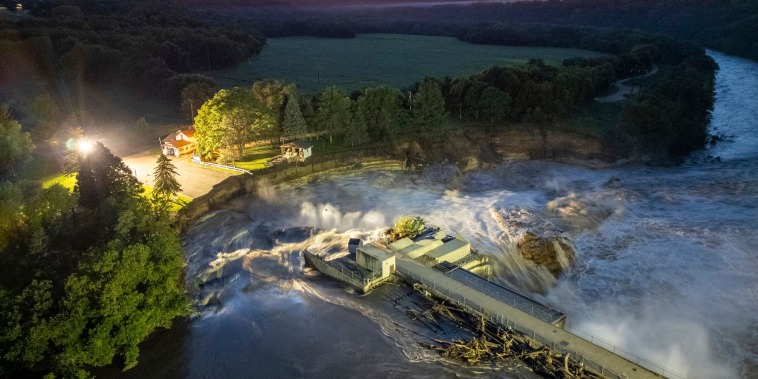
164,139,193,148
163,128,196,141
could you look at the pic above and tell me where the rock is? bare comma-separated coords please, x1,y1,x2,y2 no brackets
458,155,480,172
491,208,576,278
368,172,395,187
517,232,575,277
545,194,614,231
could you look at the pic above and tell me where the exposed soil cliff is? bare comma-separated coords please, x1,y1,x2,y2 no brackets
178,125,621,228
395,125,620,173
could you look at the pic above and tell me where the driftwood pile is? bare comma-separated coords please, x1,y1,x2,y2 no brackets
398,285,603,379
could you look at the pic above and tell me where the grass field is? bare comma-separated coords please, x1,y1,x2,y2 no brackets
233,144,280,171
42,173,191,211
209,34,608,94
43,173,77,191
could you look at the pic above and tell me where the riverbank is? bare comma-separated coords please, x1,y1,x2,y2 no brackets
177,124,621,228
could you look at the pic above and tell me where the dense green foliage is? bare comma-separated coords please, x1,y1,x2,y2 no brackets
622,56,717,157
0,0,263,110
392,215,426,240
76,142,142,210
0,133,189,378
441,61,599,124
282,94,308,141
0,105,34,174
194,87,275,161
314,86,351,143
412,79,446,138
356,85,405,141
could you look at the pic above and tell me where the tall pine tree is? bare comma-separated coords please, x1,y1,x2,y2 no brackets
153,154,181,199
314,86,351,143
282,94,308,141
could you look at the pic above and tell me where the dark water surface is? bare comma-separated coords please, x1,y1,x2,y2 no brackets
112,51,757,379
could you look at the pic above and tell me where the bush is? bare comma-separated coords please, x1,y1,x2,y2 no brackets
392,215,425,240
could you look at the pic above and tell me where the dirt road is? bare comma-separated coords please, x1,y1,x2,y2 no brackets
595,65,658,103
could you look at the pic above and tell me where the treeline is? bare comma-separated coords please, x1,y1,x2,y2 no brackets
622,55,717,157
0,0,264,104
439,60,604,125
451,24,718,156
216,0,758,61
0,108,188,377
196,35,715,161
253,19,356,38
193,78,446,162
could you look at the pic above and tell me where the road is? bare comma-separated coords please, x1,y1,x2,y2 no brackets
596,65,659,103
122,151,235,199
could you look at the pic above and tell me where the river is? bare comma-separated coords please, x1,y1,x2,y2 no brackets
112,51,757,379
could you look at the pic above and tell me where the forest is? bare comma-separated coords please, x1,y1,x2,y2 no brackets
0,0,264,112
0,106,188,377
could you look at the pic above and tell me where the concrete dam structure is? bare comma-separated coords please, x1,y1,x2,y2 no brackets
305,226,675,379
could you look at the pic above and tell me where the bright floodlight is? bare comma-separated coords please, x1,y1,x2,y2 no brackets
78,140,94,154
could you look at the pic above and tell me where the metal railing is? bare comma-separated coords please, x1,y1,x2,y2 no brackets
443,269,563,325
194,160,253,175
399,268,687,379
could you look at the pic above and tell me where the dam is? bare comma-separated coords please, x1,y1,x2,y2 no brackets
306,227,678,379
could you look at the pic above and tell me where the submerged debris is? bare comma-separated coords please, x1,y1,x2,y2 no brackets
399,286,602,379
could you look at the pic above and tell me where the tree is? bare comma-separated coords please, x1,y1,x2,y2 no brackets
479,86,511,123
194,88,274,160
391,215,425,240
0,105,34,175
411,79,446,137
251,80,297,134
75,142,142,210
314,86,351,143
153,154,181,199
0,194,188,377
345,104,369,147
181,81,217,121
357,86,403,141
282,93,308,141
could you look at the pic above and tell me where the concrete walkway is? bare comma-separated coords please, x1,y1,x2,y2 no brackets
396,257,668,379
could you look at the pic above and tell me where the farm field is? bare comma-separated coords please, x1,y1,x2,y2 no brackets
208,34,608,94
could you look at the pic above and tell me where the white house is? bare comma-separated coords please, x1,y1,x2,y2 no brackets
160,129,196,157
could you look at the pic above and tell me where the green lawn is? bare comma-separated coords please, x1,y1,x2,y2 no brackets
41,173,190,211
208,34,608,94
233,144,280,171
43,173,77,191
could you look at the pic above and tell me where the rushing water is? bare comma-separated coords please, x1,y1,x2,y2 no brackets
113,51,757,379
